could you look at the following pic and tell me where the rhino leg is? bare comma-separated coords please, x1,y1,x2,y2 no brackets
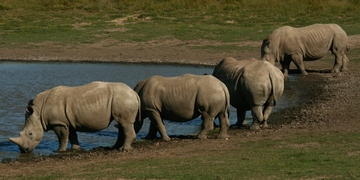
229,109,246,129
53,125,70,151
280,58,291,80
331,54,344,73
217,111,230,139
69,129,81,150
332,52,349,73
144,121,158,140
113,123,136,151
262,105,274,128
197,113,214,139
341,54,349,71
147,111,170,141
291,54,308,76
250,106,263,130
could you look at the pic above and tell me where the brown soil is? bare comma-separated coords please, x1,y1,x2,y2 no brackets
1,35,360,177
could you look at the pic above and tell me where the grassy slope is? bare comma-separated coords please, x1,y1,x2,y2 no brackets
0,0,359,46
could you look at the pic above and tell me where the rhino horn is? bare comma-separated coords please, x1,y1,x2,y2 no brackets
9,137,21,146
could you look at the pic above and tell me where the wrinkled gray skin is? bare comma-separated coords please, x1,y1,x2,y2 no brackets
9,81,141,153
212,57,284,130
261,23,349,79
134,74,230,141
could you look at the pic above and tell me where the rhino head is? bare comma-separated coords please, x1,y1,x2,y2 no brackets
9,100,44,153
260,39,277,65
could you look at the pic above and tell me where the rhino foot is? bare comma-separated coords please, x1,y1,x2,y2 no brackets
341,68,348,72
196,134,208,139
162,136,171,141
330,69,340,73
261,122,269,128
301,71,309,76
119,146,133,152
71,144,81,151
249,124,261,130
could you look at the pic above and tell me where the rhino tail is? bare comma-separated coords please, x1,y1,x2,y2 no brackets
134,95,143,134
221,82,231,117
268,71,279,105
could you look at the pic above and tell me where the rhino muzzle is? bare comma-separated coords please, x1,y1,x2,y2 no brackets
9,137,34,153
20,147,32,153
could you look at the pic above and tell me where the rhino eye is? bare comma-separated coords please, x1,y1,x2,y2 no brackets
29,132,33,136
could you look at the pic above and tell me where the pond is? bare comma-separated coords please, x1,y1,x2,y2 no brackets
0,61,295,162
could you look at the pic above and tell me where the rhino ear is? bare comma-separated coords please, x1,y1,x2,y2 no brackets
28,99,34,106
262,39,268,44
261,39,269,54
26,106,34,114
26,100,34,114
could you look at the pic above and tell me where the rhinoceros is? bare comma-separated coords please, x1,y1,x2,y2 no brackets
9,81,141,153
261,23,349,79
134,74,230,141
212,57,284,130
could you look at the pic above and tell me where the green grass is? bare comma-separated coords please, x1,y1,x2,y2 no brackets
16,130,360,179
0,0,359,49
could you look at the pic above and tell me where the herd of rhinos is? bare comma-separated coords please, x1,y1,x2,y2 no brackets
9,23,350,153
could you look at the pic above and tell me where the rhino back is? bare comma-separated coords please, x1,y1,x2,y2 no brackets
38,82,136,132
273,24,347,60
240,61,283,107
212,57,258,108
137,74,226,121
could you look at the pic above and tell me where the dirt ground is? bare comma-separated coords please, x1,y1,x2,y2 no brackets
0,35,360,177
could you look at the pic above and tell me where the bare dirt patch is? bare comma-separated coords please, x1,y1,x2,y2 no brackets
0,36,360,177
1,34,358,65
0,36,262,65
108,14,152,26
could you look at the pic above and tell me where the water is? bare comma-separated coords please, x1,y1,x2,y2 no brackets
0,61,294,162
